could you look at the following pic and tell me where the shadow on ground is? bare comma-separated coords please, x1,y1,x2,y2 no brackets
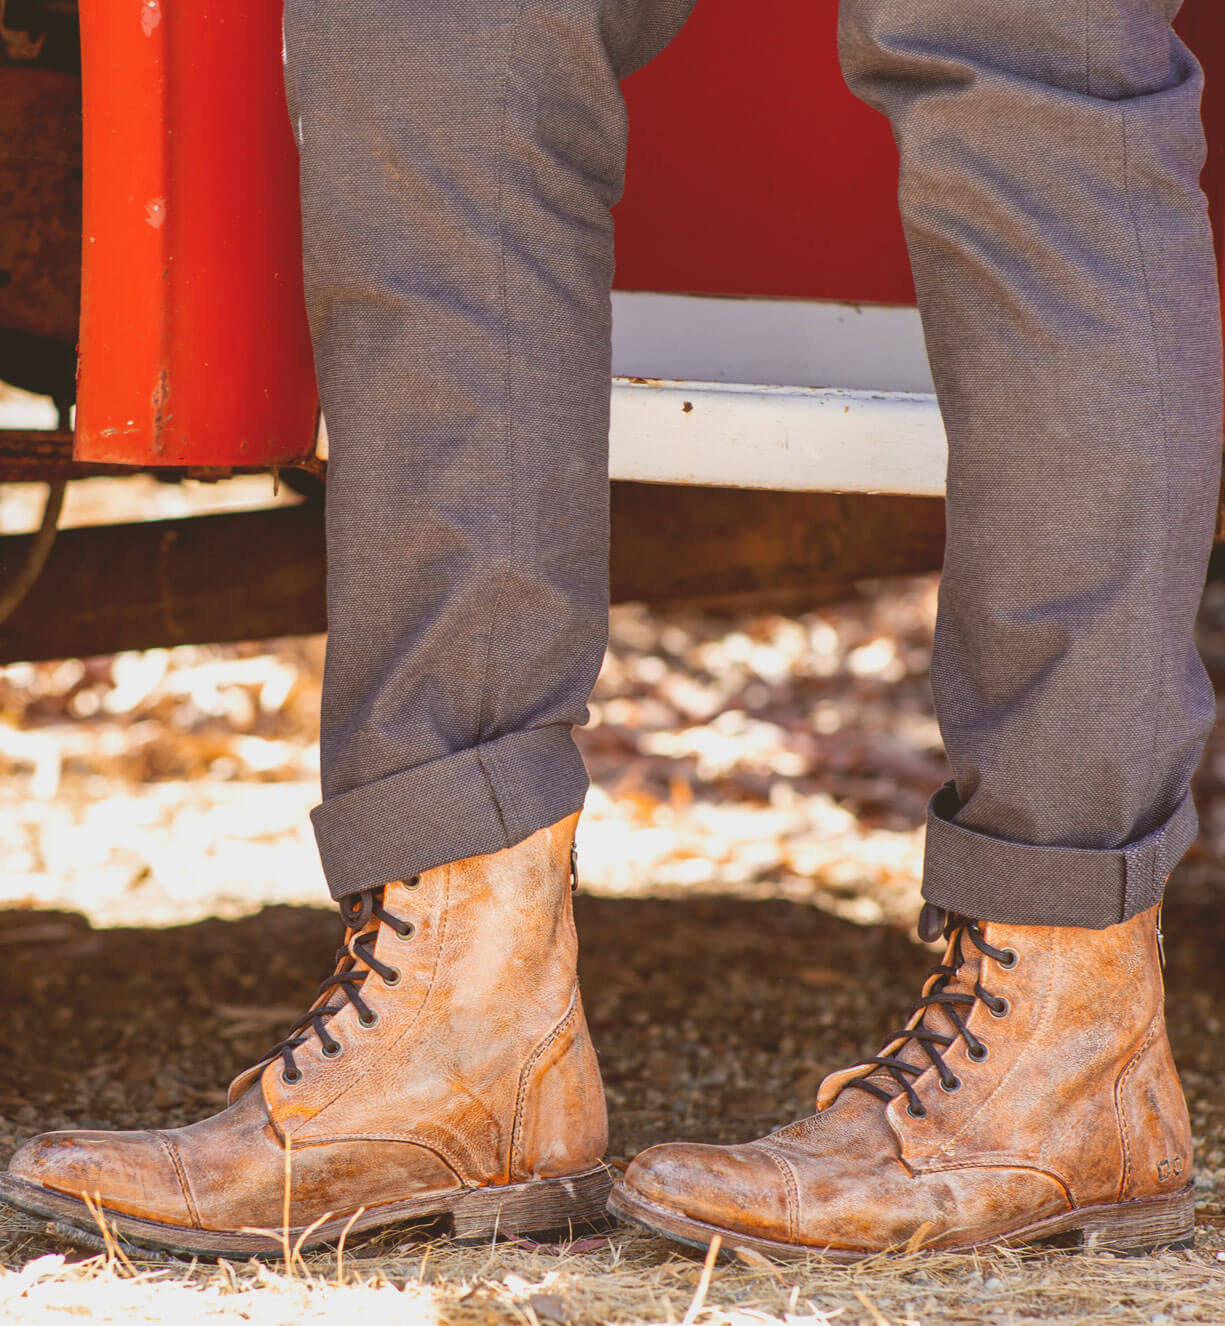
1,891,1223,1198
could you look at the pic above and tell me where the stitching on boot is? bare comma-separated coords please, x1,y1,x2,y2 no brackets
761,1147,800,1243
1113,1015,1160,1202
152,1131,201,1229
935,926,1060,1158
509,985,580,1181
898,1158,1074,1211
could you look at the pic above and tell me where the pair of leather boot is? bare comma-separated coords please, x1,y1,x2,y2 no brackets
0,815,1195,1259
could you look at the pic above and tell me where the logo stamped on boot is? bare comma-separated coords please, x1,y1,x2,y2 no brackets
1157,1155,1185,1183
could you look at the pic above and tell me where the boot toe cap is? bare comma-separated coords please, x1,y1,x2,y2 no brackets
622,1141,794,1244
8,1129,196,1228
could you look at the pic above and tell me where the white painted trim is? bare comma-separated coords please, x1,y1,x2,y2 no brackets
609,378,947,497
608,293,947,496
611,291,936,394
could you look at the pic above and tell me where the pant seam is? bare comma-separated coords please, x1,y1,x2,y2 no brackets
476,742,515,846
473,1,528,750
281,8,303,147
1120,103,1176,912
1082,0,1090,96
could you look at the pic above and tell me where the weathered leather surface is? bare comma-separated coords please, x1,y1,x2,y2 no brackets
623,907,1192,1252
9,814,608,1232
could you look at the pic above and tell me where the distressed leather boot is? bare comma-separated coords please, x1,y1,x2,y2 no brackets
1,814,610,1258
611,905,1194,1260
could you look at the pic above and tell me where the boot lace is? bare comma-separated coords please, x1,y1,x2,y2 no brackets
265,883,417,1083
845,904,1017,1119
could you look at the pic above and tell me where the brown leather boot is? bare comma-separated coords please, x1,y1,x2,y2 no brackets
610,905,1194,1260
0,814,610,1258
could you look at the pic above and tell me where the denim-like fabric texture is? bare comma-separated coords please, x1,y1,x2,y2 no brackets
286,0,1223,925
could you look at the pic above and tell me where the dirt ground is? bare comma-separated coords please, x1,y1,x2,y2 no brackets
2,478,1225,1322
2,889,1224,1325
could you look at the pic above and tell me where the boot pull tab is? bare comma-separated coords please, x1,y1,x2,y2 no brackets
570,841,580,893
917,901,947,944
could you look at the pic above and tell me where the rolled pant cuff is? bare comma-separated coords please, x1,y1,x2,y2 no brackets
311,724,589,900
921,781,1197,929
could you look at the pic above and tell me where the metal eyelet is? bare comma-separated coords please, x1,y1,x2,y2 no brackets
396,922,416,942
967,1041,989,1062
997,948,1019,970
321,1041,343,1060
359,1009,380,1029
282,1068,303,1085
939,1075,962,1093
906,1102,927,1119
382,967,402,988
988,996,1011,1019
404,875,422,890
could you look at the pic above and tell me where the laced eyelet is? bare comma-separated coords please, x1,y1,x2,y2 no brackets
382,967,402,988
359,1009,380,1029
404,875,422,890
282,1068,303,1084
321,1041,343,1060
837,918,1016,1115
396,922,416,942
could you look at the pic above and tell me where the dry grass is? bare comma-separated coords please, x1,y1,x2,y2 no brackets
3,1199,1225,1326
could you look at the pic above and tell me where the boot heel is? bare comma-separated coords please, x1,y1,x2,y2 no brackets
1074,1185,1196,1253
447,1164,614,1241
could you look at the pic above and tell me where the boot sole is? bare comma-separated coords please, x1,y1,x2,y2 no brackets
608,1179,1196,1262
0,1163,613,1261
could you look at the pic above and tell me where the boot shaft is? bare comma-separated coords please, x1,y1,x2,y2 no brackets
256,813,606,1182
874,907,1189,1205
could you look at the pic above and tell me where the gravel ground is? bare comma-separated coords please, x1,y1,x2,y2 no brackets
1,473,1225,1321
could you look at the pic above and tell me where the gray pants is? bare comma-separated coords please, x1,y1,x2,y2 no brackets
283,0,1223,929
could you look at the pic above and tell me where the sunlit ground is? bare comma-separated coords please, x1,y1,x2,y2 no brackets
0,589,938,932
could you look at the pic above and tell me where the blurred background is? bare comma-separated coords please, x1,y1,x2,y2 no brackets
6,373,1225,934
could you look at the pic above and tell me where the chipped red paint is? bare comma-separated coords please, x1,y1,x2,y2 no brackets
74,0,318,467
73,0,1223,468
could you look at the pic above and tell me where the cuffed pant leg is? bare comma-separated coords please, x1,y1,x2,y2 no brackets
283,0,697,899
923,781,1199,928
839,0,1224,926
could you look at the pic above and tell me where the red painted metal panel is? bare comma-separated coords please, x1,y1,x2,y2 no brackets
615,0,909,304
615,0,1225,311
74,0,318,467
